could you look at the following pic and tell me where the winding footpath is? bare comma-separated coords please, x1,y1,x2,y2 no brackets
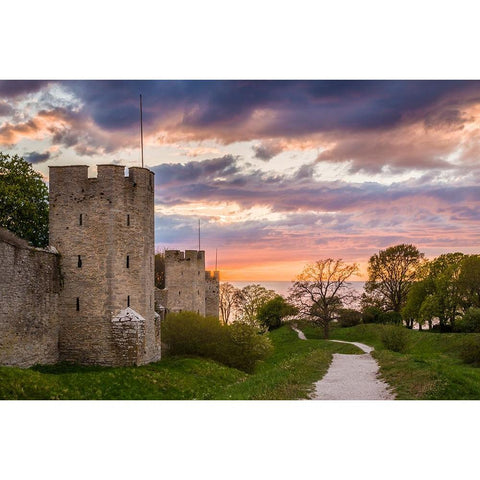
291,326,395,400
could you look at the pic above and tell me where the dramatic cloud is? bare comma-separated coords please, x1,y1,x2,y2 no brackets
149,155,480,278
24,150,51,164
2,80,479,279
0,80,50,98
0,102,13,116
252,141,284,161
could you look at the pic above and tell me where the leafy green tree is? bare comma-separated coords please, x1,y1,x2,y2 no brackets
401,280,429,329
458,255,480,309
0,152,49,247
456,308,480,333
403,253,465,331
234,284,277,328
425,253,464,331
365,244,424,313
289,258,359,338
257,295,298,331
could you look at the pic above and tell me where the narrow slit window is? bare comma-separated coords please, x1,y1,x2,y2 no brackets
126,255,130,268
127,295,130,307
79,214,83,226
127,214,130,226
76,297,80,311
78,255,82,268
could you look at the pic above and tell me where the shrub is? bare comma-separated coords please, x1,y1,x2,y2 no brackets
379,311,403,325
161,311,272,373
257,296,298,331
456,308,480,333
362,306,383,324
380,325,410,353
337,308,362,327
459,336,480,365
224,322,273,372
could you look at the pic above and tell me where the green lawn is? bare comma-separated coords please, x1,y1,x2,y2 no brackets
328,323,480,399
0,325,361,400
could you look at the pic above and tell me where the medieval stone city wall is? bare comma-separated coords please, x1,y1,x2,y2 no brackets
163,250,206,315
49,165,160,366
0,228,61,367
205,271,220,318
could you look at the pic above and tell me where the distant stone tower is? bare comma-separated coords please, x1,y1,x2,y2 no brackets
163,250,206,315
205,270,220,318
49,164,161,366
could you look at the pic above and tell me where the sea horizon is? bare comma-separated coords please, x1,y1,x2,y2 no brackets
228,280,366,298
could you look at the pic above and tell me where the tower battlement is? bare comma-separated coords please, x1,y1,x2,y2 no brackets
49,165,154,199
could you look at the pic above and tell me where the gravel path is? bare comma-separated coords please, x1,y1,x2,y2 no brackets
291,325,307,340
311,339,395,400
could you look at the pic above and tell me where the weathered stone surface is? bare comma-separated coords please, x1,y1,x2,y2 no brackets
0,228,61,367
205,270,220,318
163,250,206,315
48,164,161,366
155,251,220,318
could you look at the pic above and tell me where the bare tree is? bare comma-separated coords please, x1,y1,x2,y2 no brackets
219,282,239,325
289,258,359,338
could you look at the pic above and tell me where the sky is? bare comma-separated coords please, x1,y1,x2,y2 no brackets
1,80,479,280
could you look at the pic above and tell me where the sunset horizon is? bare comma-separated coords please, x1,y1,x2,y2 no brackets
1,80,478,281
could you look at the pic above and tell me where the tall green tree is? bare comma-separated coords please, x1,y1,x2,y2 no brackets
234,284,277,328
403,253,465,331
458,255,480,309
257,295,298,331
365,244,424,313
0,152,49,247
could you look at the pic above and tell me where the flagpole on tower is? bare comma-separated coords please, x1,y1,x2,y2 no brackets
140,94,144,168
198,219,201,251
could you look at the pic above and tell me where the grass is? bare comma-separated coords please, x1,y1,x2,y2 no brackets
328,323,480,399
0,325,361,400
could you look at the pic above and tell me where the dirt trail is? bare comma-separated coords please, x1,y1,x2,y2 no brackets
292,328,394,400
312,338,394,400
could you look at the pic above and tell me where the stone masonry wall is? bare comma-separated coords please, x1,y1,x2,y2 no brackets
0,228,61,367
49,165,160,366
205,270,220,318
164,250,206,315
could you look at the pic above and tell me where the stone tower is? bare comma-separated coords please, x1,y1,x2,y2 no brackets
205,270,220,318
164,250,206,315
49,164,161,366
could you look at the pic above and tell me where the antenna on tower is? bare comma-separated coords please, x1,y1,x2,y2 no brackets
198,219,201,251
215,248,218,271
140,94,144,168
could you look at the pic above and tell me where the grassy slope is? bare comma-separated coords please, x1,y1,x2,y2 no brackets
328,324,480,400
0,325,361,400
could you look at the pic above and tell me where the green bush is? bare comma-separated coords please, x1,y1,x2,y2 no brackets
456,308,480,333
162,311,272,373
459,336,480,365
380,325,410,353
257,296,298,331
337,308,362,327
379,311,403,325
362,306,383,324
